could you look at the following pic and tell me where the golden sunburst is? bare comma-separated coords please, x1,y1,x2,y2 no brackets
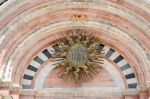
50,29,104,84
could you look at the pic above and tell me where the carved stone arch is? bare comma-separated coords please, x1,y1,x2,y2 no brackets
0,0,149,99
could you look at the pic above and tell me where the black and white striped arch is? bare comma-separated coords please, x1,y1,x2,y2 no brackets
22,44,137,89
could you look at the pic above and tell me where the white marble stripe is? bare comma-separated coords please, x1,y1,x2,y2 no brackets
127,78,137,84
22,79,32,85
24,69,35,76
117,59,128,67
47,46,55,54
122,68,133,75
34,59,125,89
103,46,110,55
34,62,57,89
38,52,48,61
103,59,125,88
30,60,41,68
109,52,120,60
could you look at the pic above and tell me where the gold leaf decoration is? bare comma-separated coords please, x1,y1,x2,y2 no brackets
51,29,104,85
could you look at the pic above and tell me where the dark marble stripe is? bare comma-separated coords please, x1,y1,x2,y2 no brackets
22,85,31,89
128,83,137,88
114,55,124,63
23,74,33,80
125,73,135,79
27,65,38,72
0,0,8,6
42,49,52,58
96,44,105,51
105,48,115,57
33,56,44,64
120,63,131,71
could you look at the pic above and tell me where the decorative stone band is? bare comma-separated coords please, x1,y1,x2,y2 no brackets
21,43,138,89
103,44,138,88
20,89,123,97
122,89,139,96
1,84,148,97
19,89,143,97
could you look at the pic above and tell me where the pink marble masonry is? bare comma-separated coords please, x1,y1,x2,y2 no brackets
0,0,149,99
44,67,114,88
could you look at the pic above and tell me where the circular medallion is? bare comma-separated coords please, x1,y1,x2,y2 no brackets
67,43,89,67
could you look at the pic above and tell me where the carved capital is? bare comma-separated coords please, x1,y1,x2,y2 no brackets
0,95,13,99
10,84,21,93
0,81,21,93
0,81,11,88
2,96,13,99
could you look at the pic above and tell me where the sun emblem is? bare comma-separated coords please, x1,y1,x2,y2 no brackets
50,30,104,84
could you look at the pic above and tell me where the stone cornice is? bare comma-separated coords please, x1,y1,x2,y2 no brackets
122,89,139,96
0,82,150,97
20,89,123,97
